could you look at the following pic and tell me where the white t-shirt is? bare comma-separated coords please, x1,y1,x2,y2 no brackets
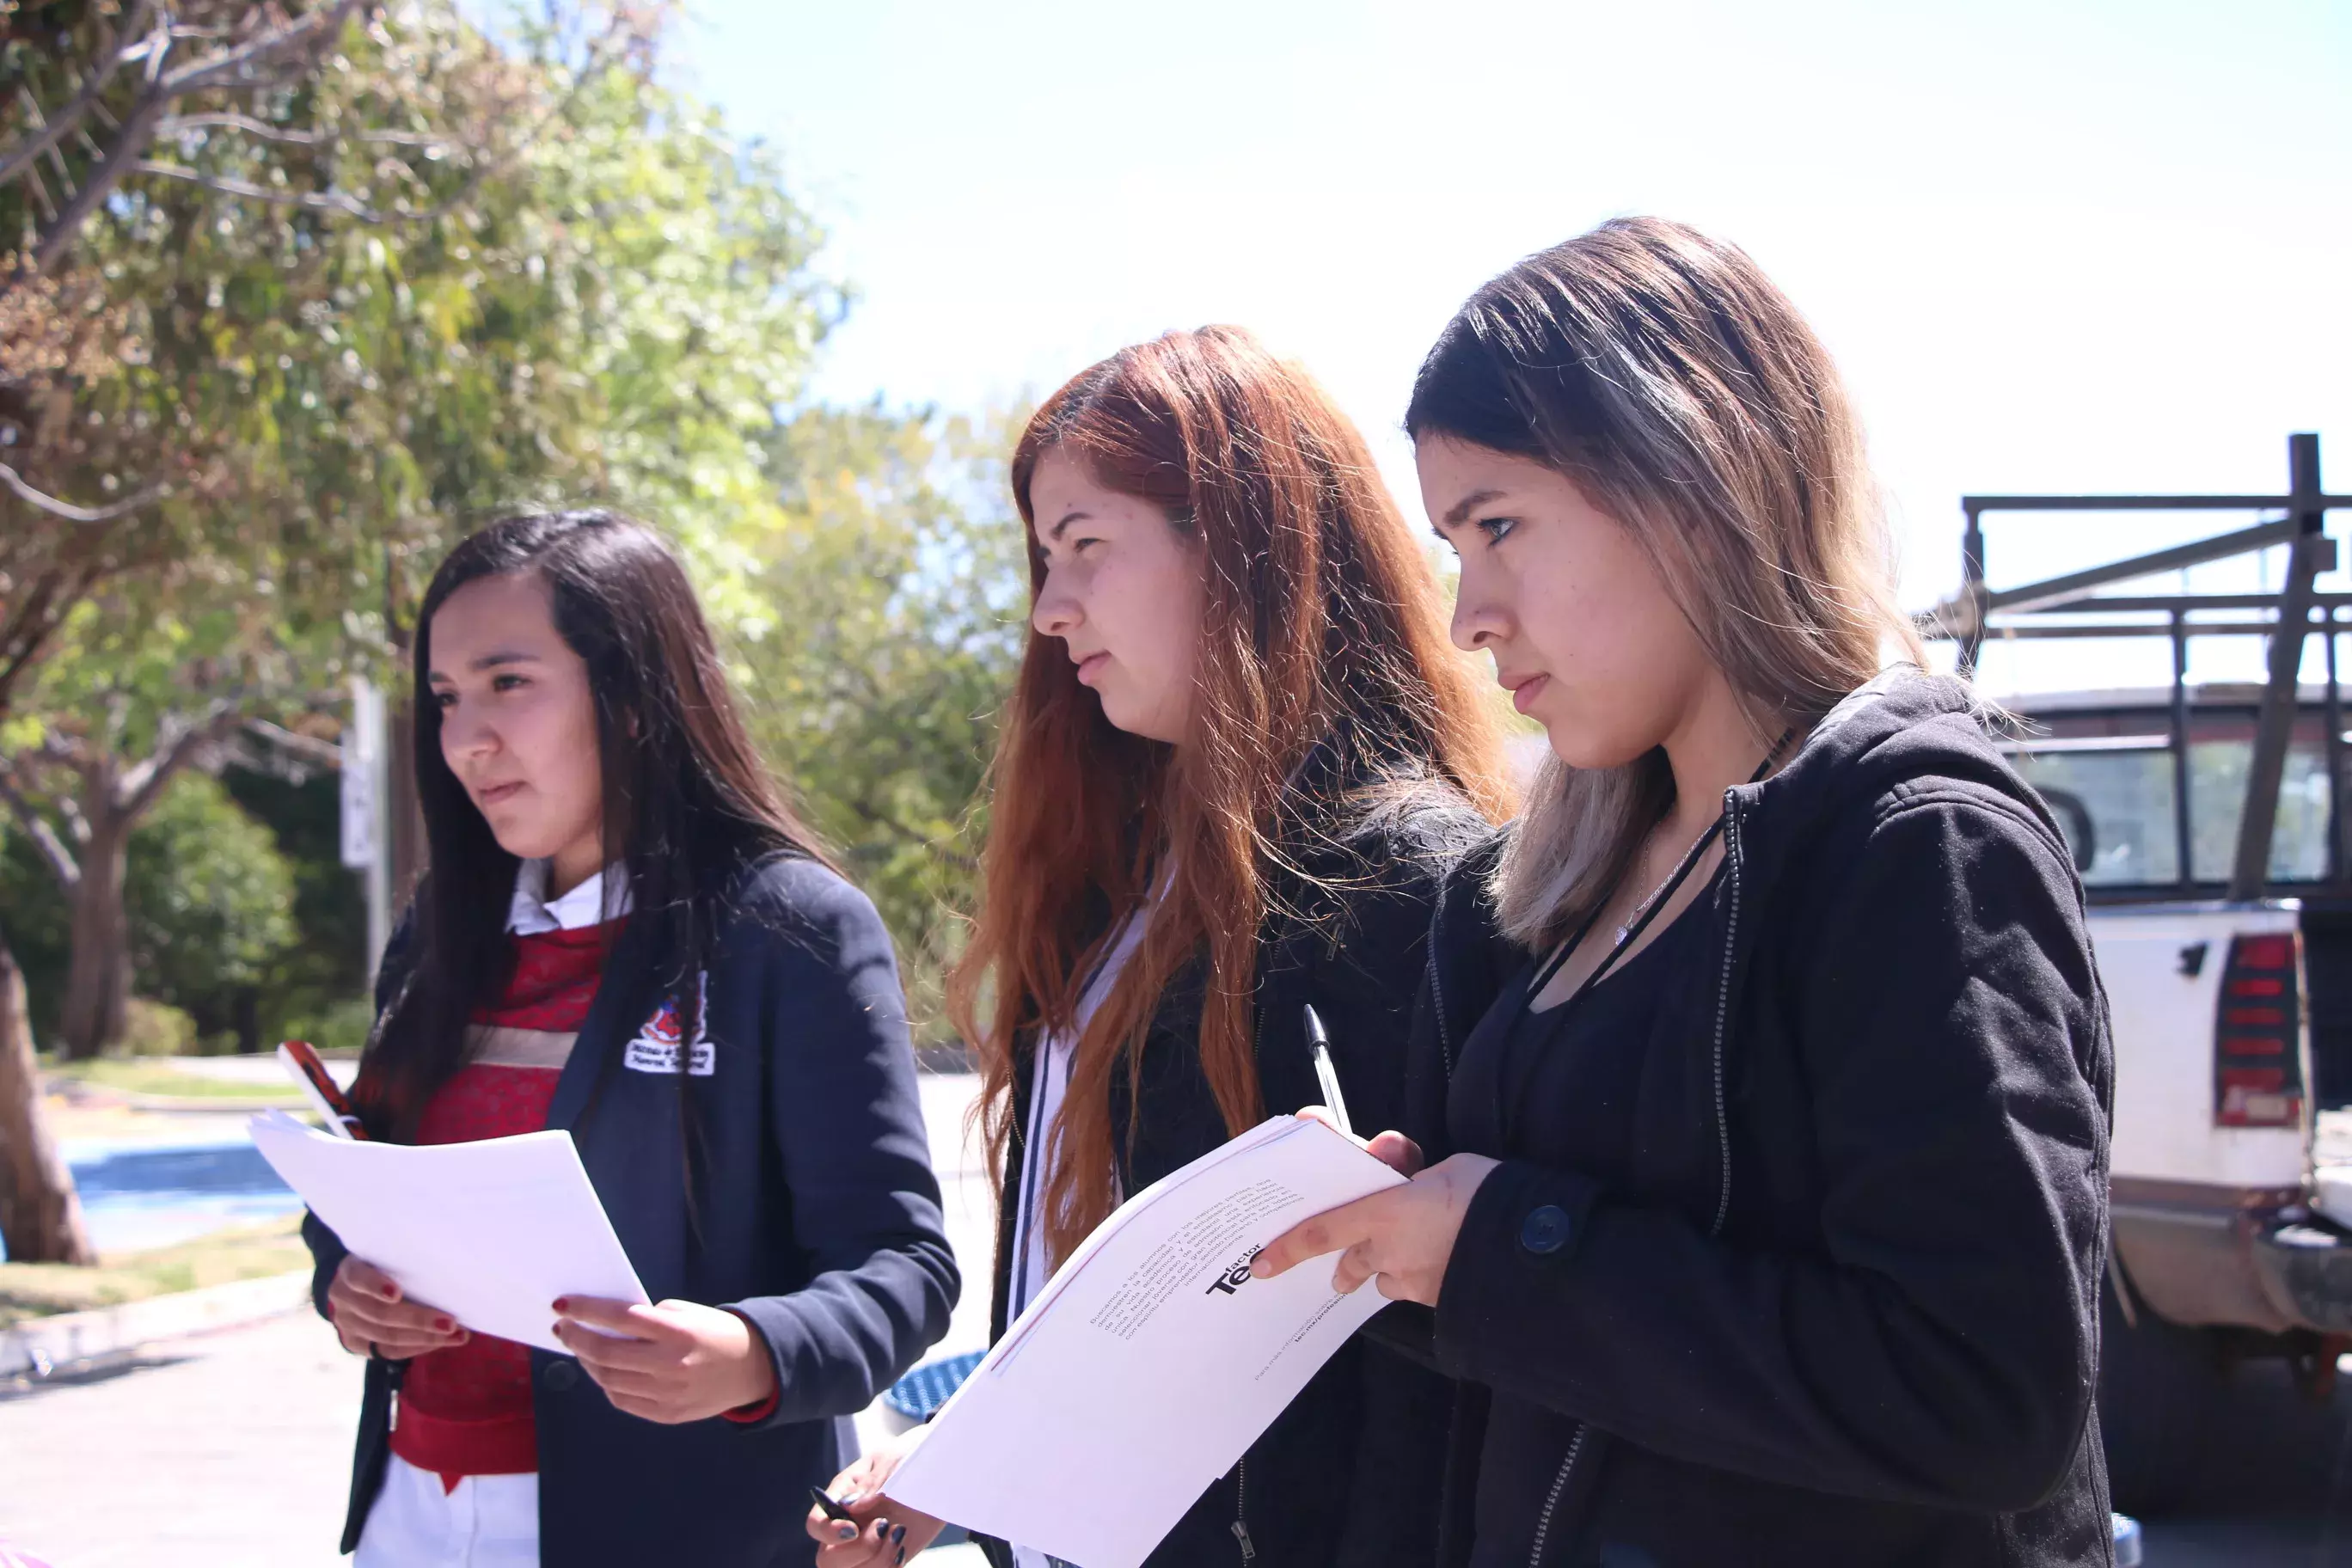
1005,904,1153,1568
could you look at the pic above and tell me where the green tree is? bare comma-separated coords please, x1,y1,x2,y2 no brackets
735,406,1030,1030
3,1,840,1064
0,769,299,1049
0,1,808,1261
0,0,640,1265
0,563,339,1057
127,771,301,1044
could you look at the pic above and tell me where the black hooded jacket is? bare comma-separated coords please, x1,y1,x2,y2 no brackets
1394,670,2116,1568
976,737,1492,1568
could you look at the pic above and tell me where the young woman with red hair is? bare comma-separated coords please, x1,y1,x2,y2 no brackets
807,326,1513,1568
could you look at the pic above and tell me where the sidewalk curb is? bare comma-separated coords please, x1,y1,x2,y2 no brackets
96,1092,303,1114
0,1270,314,1378
43,1081,304,1116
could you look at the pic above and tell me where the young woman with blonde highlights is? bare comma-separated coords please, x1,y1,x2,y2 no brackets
1257,219,2114,1566
808,326,1513,1568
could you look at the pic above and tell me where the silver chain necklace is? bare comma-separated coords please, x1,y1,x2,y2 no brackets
1608,729,1798,949
1610,820,1720,949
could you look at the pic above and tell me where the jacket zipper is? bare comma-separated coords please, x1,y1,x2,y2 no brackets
1708,790,1744,1239
1525,795,1745,1567
1525,1424,1587,1567
1232,1455,1258,1562
1425,893,1456,1079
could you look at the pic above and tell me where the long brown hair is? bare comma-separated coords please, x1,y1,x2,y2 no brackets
951,327,1510,1266
1406,217,1923,949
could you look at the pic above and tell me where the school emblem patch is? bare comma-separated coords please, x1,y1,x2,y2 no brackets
623,976,714,1076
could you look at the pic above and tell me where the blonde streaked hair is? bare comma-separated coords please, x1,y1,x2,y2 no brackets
1405,217,1925,949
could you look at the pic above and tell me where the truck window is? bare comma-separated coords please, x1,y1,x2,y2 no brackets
2004,704,2338,887
2007,739,2177,885
2187,737,2333,883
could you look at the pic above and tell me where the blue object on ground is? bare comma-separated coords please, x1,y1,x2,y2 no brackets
2112,1512,2142,1566
884,1349,983,1423
0,1139,302,1260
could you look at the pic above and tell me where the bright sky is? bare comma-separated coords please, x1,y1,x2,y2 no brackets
677,0,2350,697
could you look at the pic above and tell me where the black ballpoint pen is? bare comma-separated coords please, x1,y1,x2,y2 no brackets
1303,1003,1354,1138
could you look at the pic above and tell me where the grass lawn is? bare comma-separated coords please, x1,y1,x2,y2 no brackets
39,1055,304,1105
0,1214,310,1327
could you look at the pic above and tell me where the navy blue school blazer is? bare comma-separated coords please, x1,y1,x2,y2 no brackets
303,853,960,1566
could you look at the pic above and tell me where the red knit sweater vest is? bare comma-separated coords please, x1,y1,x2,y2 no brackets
390,922,615,1491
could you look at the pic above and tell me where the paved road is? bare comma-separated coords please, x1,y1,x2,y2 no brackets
9,1069,2352,1564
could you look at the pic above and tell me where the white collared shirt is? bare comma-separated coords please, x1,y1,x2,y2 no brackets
505,859,632,935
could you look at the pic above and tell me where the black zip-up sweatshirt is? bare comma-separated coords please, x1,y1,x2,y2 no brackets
976,738,1492,1568
1395,670,2116,1568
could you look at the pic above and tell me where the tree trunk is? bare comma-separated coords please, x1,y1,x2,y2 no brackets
57,817,131,1061
0,922,95,1264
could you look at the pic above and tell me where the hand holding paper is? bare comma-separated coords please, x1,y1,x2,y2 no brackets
549,1295,779,1424
248,1109,646,1355
1251,1140,1501,1307
885,1114,1411,1568
324,1255,469,1358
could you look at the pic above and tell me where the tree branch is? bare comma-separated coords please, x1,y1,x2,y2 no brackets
156,0,372,100
132,158,383,220
27,0,372,273
118,700,241,822
0,0,159,190
156,112,449,150
29,83,172,273
838,790,979,877
0,763,80,892
0,459,170,524
242,716,344,769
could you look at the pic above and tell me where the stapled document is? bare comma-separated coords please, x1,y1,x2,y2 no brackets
887,1115,1406,1568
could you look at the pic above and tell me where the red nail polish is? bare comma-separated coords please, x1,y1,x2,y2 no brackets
434,1317,453,1332
553,1297,570,1313
382,1287,397,1300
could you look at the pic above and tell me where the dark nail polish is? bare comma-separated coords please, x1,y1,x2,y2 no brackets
891,1524,906,1546
895,1550,905,1566
835,1523,857,1542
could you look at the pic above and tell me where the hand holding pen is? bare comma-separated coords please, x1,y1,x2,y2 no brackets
806,1427,944,1565
1300,1003,1415,1171
1303,1004,1353,1139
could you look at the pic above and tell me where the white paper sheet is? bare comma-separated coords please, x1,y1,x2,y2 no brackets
248,1110,647,1352
888,1115,1407,1568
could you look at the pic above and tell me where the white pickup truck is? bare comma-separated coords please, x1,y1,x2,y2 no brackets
1945,434,2352,1513
1998,683,2352,1511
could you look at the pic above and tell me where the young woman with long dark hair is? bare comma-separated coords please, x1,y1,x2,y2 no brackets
805,327,1513,1568
1257,219,2115,1566
303,511,959,1568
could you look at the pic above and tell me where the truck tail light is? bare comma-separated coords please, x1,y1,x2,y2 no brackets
2216,931,2304,1127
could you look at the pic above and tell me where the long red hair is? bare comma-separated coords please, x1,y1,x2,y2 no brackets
948,326,1512,1267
